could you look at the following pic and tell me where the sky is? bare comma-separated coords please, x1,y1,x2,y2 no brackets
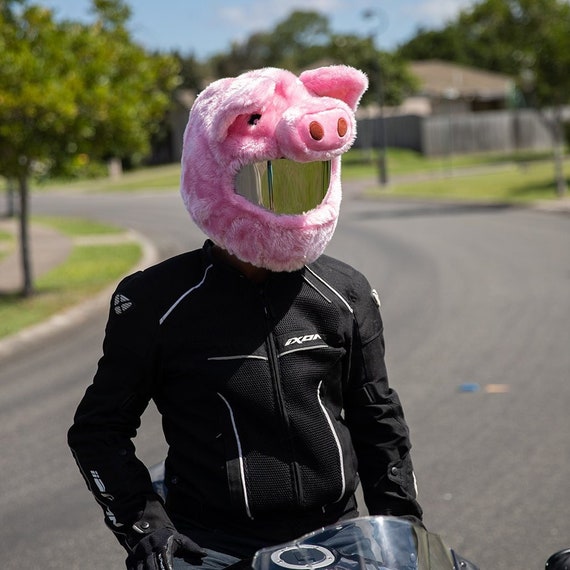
37,0,475,60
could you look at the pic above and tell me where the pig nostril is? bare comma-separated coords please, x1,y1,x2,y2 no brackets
309,121,324,141
338,118,348,137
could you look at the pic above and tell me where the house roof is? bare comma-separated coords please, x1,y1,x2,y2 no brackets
410,60,513,100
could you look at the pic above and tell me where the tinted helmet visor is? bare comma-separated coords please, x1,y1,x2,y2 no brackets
235,159,331,215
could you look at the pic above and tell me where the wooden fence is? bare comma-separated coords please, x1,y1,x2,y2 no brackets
355,108,566,157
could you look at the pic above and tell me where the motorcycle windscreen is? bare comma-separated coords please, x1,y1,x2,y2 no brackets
252,516,458,570
235,160,331,215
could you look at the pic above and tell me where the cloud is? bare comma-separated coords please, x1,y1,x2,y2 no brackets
407,0,474,26
217,0,342,35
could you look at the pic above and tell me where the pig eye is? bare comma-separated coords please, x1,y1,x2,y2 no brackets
248,113,262,126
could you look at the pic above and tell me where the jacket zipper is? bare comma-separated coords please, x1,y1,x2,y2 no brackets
261,294,302,506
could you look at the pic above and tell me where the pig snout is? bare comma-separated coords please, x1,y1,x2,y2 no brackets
301,109,352,149
279,107,354,159
309,116,348,140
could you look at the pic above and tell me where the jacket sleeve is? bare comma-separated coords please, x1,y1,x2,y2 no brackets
67,271,173,543
343,274,423,520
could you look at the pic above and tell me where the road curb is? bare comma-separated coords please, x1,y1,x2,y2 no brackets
0,230,159,361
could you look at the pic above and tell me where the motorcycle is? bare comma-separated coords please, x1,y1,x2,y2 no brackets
546,549,570,570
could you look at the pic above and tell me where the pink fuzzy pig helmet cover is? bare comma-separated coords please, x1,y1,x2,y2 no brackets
180,65,368,272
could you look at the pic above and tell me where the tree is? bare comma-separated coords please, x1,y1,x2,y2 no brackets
173,50,207,91
469,0,570,196
0,3,80,296
209,32,274,78
398,26,471,66
208,11,330,78
208,11,417,107
266,10,331,70
0,0,180,296
66,0,181,174
398,0,570,196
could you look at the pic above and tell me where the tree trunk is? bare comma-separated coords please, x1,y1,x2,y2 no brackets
107,157,123,180
552,107,567,198
537,107,567,198
553,143,567,197
5,178,17,217
17,174,33,297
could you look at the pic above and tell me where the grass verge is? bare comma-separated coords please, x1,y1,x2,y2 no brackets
342,147,557,177
342,148,568,203
34,163,182,193
0,217,142,340
362,159,569,203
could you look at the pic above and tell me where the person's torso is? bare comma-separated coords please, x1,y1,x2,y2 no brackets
148,248,361,522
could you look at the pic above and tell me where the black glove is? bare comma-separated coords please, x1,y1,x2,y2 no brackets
125,527,206,570
121,495,206,570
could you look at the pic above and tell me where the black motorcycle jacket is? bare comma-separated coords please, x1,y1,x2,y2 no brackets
68,240,422,546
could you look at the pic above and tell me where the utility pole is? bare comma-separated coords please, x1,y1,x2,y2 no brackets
377,68,388,186
363,9,389,186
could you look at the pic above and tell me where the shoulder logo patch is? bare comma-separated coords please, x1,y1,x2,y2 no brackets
113,293,133,315
371,289,381,308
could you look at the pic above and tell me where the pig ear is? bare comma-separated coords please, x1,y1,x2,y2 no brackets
299,65,368,110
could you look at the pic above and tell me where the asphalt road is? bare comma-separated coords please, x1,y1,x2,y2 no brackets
1,187,569,569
